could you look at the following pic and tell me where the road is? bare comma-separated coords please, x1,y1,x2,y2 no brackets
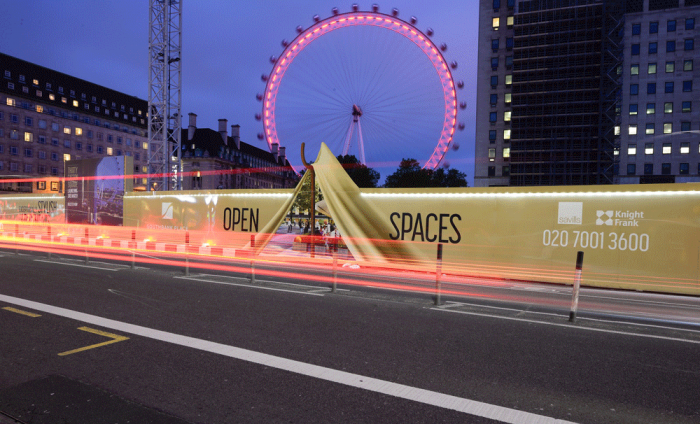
0,247,698,423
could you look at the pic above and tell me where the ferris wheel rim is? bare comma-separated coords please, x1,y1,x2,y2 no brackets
261,9,458,171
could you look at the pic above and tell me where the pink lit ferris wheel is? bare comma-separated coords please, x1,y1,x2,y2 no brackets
256,4,466,176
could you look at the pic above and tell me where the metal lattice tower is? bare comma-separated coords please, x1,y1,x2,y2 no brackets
148,0,182,191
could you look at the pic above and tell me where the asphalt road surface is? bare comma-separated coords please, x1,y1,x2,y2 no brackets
0,249,698,423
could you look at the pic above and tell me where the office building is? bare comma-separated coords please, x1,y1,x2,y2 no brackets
475,0,699,186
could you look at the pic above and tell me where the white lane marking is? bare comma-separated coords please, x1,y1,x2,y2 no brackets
0,294,575,424
33,259,121,272
173,276,324,296
432,308,700,344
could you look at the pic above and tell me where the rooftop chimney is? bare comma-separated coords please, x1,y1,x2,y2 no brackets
218,119,228,144
271,143,279,162
187,113,197,141
231,124,240,149
278,146,286,165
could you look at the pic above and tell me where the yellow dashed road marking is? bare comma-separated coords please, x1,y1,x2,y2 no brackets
2,306,41,317
58,326,129,356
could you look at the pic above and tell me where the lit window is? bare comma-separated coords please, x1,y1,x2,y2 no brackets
75,128,82,136
646,123,654,135
488,148,496,161
684,60,693,71
505,74,512,85
645,143,654,155
628,144,637,155
614,148,619,156
36,105,43,113
503,129,511,140
64,153,71,161
646,103,655,114
506,16,513,26
628,124,637,135
63,126,71,135
629,104,638,115
682,101,691,113
680,142,690,154
72,100,79,107
49,94,55,101
142,166,148,173
664,102,673,114
664,123,672,134
32,79,38,86
631,64,639,75
143,142,149,149
504,111,511,122
492,17,500,29
107,147,113,155
505,93,511,103
662,143,672,154
666,61,676,72
648,63,656,74
614,125,621,135
503,147,510,158
61,97,67,104
6,97,15,106
24,132,33,142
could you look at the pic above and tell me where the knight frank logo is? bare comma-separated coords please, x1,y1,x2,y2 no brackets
161,202,173,220
596,210,614,226
557,202,582,225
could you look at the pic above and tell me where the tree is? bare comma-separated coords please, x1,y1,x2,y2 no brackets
383,158,468,188
431,167,468,187
336,154,380,188
290,169,323,218
382,158,434,188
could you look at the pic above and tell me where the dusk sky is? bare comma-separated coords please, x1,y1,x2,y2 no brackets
0,0,479,184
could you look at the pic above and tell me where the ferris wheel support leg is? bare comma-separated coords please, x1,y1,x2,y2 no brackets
357,119,366,165
342,117,354,157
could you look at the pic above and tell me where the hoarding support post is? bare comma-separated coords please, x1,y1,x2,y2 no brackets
47,226,51,259
332,243,338,293
184,231,189,276
569,251,584,323
131,229,136,270
435,244,443,305
84,227,89,264
250,235,256,284
15,224,19,255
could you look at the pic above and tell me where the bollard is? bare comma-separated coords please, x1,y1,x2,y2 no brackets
434,244,443,305
85,227,89,264
131,229,136,270
569,251,584,322
184,231,190,276
250,235,256,284
331,242,338,292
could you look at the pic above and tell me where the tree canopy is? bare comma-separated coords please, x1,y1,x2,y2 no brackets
383,158,468,188
336,154,380,188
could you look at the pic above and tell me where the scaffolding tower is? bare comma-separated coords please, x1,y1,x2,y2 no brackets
148,0,182,191
509,0,623,186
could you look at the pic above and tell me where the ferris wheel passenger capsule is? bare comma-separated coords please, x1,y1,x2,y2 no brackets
427,28,434,36
256,93,263,101
352,3,359,12
451,61,458,69
452,142,460,151
457,80,465,89
410,16,417,25
332,7,339,15
313,14,320,22
460,101,467,109
458,123,465,130
296,25,304,34
257,133,265,140
372,4,379,12
255,113,262,121
392,8,399,16
440,43,447,52
261,74,268,82
442,161,450,169
270,56,277,64
281,39,289,47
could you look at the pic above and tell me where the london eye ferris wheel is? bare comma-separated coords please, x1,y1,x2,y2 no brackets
256,4,466,177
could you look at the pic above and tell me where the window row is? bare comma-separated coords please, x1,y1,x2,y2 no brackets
0,144,142,160
630,18,695,35
490,93,512,106
631,39,695,55
486,165,510,177
490,75,513,88
626,141,698,156
0,129,148,149
626,120,694,136
625,163,696,176
628,101,692,115
629,81,693,95
490,37,514,52
630,59,693,74
492,15,514,31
